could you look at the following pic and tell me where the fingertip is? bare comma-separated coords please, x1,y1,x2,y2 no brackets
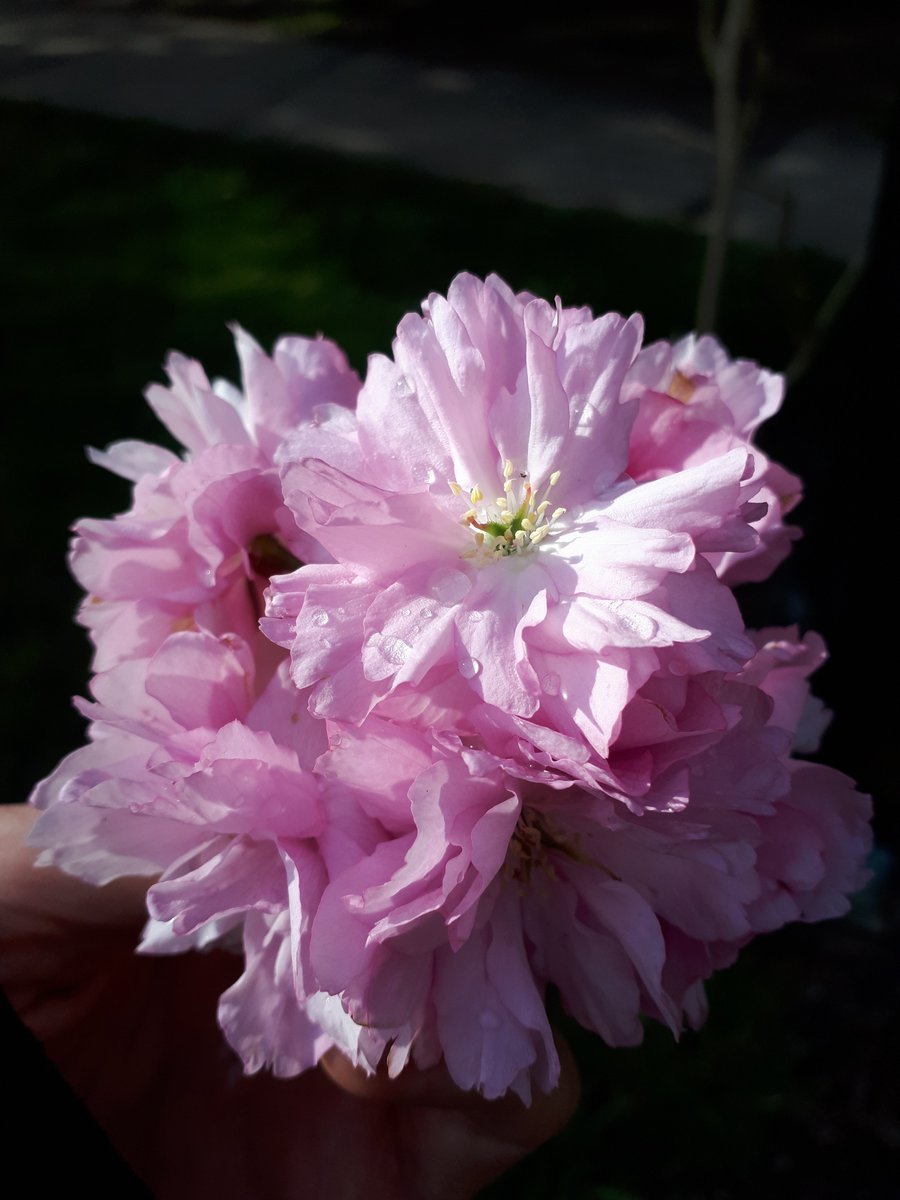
321,1027,580,1145
0,803,148,930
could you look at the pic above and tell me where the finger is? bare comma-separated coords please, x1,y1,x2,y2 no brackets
322,1029,580,1145
323,1035,579,1199
0,804,149,933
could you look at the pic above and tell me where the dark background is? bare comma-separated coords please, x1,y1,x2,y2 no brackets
2,3,897,1197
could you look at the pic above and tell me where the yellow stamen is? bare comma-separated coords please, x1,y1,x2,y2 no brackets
668,370,696,404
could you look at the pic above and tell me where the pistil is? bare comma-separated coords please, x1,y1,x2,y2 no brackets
451,462,566,559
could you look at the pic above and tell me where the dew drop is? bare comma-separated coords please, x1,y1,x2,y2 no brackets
329,732,343,748
393,374,415,398
310,608,329,627
458,656,481,679
401,607,412,617
364,632,413,680
428,567,471,604
607,600,658,642
467,609,484,623
411,461,437,485
541,671,561,696
381,635,412,664
479,1009,501,1030
420,607,435,621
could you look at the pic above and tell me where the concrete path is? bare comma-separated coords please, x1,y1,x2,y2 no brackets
0,8,885,262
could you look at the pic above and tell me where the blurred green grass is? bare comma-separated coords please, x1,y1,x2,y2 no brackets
2,98,892,1200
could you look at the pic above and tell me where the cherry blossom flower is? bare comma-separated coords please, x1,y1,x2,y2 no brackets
266,274,761,759
624,333,802,584
75,327,359,676
306,630,871,1100
26,285,873,1104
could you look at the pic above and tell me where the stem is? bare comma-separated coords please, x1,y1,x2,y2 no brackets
696,0,753,333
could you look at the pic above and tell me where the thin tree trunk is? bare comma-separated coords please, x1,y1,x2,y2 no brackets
696,0,753,332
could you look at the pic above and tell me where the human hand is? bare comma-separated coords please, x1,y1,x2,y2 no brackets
0,804,578,1199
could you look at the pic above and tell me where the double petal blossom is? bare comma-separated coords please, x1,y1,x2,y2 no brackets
29,643,385,1076
75,327,360,676
267,275,760,759
27,277,872,1102
624,333,802,584
306,630,871,1100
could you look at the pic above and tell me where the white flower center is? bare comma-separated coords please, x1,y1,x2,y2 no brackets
450,460,566,560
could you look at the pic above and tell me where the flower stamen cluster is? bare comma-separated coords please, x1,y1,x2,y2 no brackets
452,461,566,559
506,807,587,887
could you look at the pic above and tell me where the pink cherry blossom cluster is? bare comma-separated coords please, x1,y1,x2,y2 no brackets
30,273,871,1102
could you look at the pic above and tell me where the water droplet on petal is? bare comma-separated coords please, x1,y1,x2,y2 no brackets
401,607,412,617
467,609,484,623
411,461,437,485
458,656,481,679
420,607,435,621
428,567,471,604
310,608,329,627
479,1009,501,1030
202,568,216,587
313,679,336,712
364,632,413,680
394,374,415,398
382,636,411,664
607,600,658,642
541,671,561,696
329,732,343,748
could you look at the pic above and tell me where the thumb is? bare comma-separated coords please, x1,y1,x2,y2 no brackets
0,804,149,936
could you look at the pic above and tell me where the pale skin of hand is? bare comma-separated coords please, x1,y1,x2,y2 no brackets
0,805,579,1200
